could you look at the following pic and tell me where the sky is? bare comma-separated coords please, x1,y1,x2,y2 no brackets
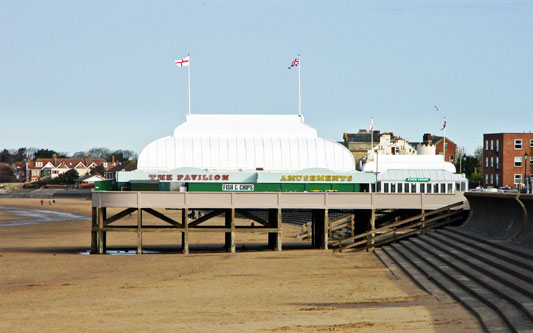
1,0,532,156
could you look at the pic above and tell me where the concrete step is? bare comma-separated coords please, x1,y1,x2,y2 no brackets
438,228,533,271
376,247,449,301
445,227,533,261
412,237,533,322
427,231,533,288
401,239,533,332
388,242,510,332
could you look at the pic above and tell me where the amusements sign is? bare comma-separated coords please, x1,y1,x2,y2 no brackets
222,184,254,191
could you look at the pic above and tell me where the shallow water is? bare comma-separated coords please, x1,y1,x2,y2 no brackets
0,206,90,226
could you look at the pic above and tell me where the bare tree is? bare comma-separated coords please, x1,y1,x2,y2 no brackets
87,147,111,159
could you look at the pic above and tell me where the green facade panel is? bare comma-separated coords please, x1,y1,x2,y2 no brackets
188,183,222,192
281,183,306,192
94,180,115,191
305,183,332,192
130,183,160,191
331,183,355,192
254,183,281,192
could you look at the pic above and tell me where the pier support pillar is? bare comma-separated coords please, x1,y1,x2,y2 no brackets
91,207,97,254
268,208,282,251
97,207,104,254
137,208,143,254
225,208,235,253
182,208,189,254
312,209,328,249
102,207,107,252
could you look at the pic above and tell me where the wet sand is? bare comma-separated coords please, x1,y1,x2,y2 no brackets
0,198,481,332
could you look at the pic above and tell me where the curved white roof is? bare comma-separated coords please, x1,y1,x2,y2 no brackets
138,114,356,172
362,155,456,173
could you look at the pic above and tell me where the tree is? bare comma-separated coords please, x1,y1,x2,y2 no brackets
108,150,137,162
90,165,106,176
34,149,58,159
88,147,111,159
54,169,79,185
0,149,11,163
72,151,86,159
0,166,16,182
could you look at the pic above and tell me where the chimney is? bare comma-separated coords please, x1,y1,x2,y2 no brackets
53,153,57,165
84,152,88,166
423,133,433,144
112,155,115,166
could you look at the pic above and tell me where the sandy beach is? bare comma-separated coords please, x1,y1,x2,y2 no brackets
0,198,481,332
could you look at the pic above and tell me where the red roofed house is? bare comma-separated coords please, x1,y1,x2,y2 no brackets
28,153,109,182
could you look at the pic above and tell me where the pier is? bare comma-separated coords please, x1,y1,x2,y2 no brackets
91,191,467,254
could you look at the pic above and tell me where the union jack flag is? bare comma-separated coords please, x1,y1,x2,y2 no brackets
288,56,300,69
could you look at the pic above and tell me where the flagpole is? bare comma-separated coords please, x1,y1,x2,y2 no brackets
187,53,191,116
298,54,301,117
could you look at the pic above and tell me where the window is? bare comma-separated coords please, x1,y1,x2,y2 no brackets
485,140,488,150
32,170,39,176
496,157,499,169
398,183,403,193
447,183,453,193
36,162,43,167
514,174,522,184
515,139,522,150
391,183,396,193
420,184,425,193
496,140,499,152
530,157,533,166
491,157,494,168
496,174,499,186
411,184,416,193
427,183,432,193
490,140,494,150
485,157,488,168
515,157,522,167
384,183,389,193
103,163,108,168
490,174,493,185
485,174,488,184
530,139,533,148
440,183,445,193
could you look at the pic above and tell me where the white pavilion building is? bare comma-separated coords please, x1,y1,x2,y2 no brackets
138,114,356,172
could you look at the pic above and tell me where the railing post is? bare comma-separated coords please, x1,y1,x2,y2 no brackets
137,208,142,254
182,208,189,254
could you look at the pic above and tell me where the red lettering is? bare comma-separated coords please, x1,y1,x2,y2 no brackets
191,175,197,180
177,175,184,181
209,175,213,180
158,175,165,181
202,175,208,180
184,175,191,181
214,174,221,181
166,174,172,181
148,174,157,180
222,175,229,181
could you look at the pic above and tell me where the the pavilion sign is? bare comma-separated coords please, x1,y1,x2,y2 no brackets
148,174,230,181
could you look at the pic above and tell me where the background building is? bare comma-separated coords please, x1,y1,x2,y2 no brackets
483,133,533,189
342,130,382,170
411,133,457,163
